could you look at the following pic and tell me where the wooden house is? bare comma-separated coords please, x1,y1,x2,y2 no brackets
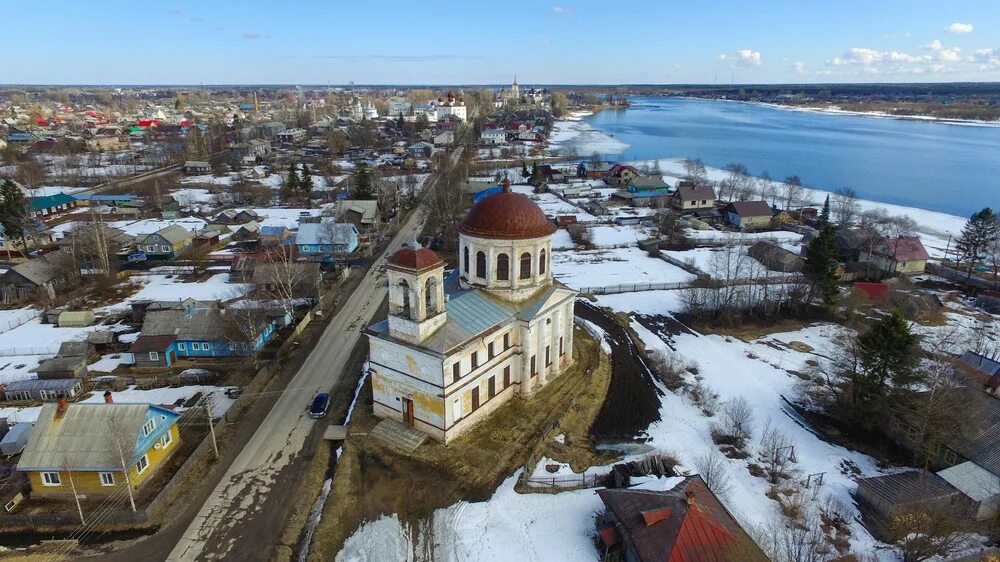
17,401,181,497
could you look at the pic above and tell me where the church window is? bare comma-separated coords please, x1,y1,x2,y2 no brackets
539,249,547,275
519,252,531,279
476,251,486,279
463,247,469,274
488,342,495,358
471,351,479,369
496,253,509,281
504,333,510,349
546,346,551,366
452,363,460,383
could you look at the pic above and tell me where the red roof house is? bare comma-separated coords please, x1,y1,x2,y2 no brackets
597,476,767,561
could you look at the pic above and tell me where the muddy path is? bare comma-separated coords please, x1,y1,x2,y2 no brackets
575,301,662,443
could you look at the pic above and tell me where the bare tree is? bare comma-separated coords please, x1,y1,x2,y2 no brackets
751,513,832,562
61,454,86,524
757,419,796,485
780,176,805,211
683,158,707,183
105,413,138,512
721,396,755,444
694,451,732,498
831,187,860,226
254,245,318,316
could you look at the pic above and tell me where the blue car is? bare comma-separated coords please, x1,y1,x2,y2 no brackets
308,393,330,419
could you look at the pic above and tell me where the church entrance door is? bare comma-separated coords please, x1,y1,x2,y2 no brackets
402,398,415,428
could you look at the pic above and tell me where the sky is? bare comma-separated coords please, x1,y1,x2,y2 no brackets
3,0,999,85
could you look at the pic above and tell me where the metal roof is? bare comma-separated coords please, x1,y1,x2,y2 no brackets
857,470,959,507
3,378,81,391
6,251,75,286
296,222,358,246
17,403,179,471
938,461,1000,502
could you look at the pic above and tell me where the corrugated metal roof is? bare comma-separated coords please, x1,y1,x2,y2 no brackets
18,403,179,471
938,461,1000,502
857,470,958,507
445,290,517,342
3,378,80,392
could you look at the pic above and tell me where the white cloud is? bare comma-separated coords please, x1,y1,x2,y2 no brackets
947,22,973,34
736,49,762,66
937,47,962,62
551,5,573,14
716,54,729,61
924,39,943,51
973,48,1000,69
793,61,807,75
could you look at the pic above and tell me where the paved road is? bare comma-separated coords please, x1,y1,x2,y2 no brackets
167,150,458,561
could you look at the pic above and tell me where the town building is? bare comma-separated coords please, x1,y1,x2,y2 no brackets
136,225,193,260
433,91,467,122
724,201,774,230
17,400,181,497
365,179,576,443
597,475,767,561
670,183,716,211
296,220,360,258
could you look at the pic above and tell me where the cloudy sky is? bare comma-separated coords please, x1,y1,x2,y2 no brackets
3,0,998,84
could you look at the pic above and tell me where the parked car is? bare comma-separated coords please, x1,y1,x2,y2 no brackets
308,392,330,419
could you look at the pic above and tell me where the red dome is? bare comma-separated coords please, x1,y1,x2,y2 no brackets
390,244,442,271
458,180,556,240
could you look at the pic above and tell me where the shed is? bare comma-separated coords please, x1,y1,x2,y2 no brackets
0,423,31,456
747,241,804,273
938,461,1000,520
856,470,968,523
57,341,95,359
35,356,89,380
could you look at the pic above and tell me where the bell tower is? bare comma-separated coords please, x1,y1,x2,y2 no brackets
387,240,446,343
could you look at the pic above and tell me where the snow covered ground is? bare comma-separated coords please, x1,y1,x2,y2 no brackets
0,319,131,385
235,207,323,229
587,225,652,248
552,248,697,291
99,273,249,313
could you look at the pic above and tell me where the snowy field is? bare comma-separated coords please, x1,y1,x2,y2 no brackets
0,318,131,384
552,248,697,291
0,384,237,424
235,207,323,229
99,273,249,313
587,225,652,248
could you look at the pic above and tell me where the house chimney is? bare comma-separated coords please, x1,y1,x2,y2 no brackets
56,398,68,418
104,390,113,403
685,489,697,509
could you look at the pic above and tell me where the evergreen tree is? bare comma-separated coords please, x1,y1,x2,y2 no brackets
352,166,373,199
530,161,541,185
285,163,299,197
803,223,840,305
820,194,831,224
300,163,312,193
521,160,529,180
849,311,920,430
955,207,999,281
0,179,28,251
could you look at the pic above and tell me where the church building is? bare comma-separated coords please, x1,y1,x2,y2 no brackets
366,179,577,443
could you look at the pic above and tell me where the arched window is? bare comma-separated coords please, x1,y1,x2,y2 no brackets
463,247,469,274
397,279,410,316
520,252,532,279
425,277,437,312
496,253,509,281
476,251,487,279
539,249,547,275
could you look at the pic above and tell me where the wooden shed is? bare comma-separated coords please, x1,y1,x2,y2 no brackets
58,310,95,328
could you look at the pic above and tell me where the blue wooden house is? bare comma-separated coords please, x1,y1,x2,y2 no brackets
129,300,279,368
296,221,359,260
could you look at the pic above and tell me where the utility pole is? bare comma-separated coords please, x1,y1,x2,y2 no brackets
205,396,219,459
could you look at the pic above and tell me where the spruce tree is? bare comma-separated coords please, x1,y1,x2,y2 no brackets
285,163,299,197
0,180,28,251
820,194,831,224
300,163,312,193
955,207,999,281
352,166,373,199
803,223,840,305
850,311,920,430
